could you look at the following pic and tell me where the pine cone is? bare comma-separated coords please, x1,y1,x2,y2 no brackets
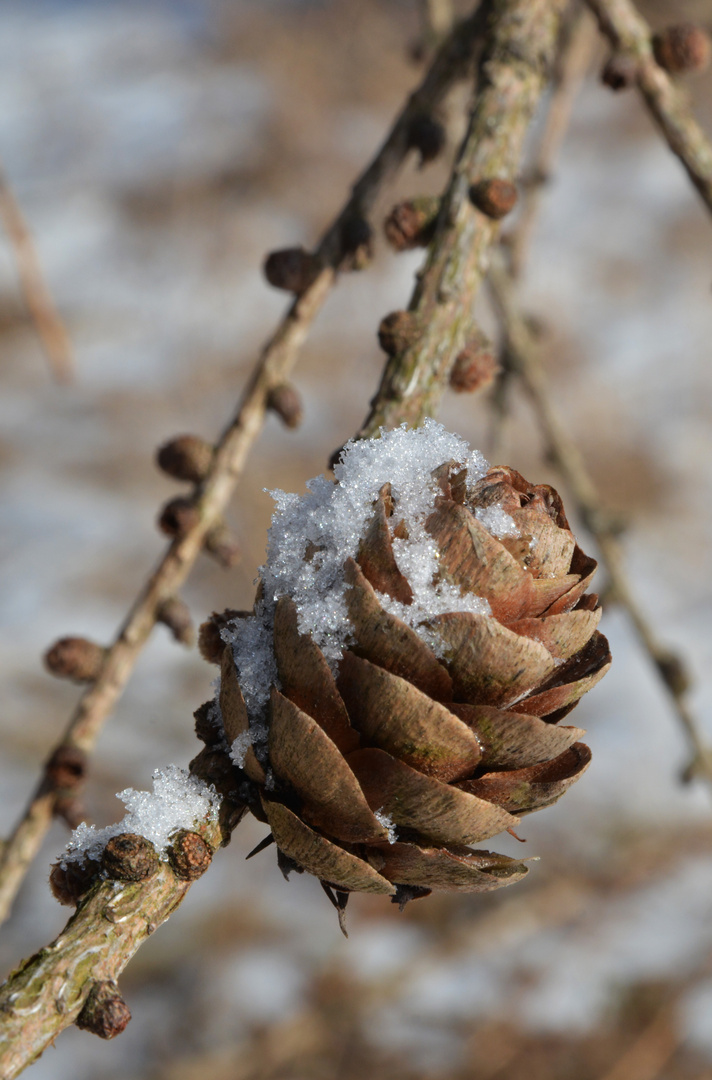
206,424,610,913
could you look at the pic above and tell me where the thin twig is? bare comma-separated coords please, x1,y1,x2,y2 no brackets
508,4,599,277
0,165,74,383
585,0,712,213
490,1,597,455
359,0,569,440
488,253,712,789
0,9,486,929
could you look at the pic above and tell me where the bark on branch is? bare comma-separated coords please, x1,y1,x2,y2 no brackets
359,0,568,439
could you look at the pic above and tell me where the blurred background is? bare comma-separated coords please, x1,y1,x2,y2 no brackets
1,0,712,1077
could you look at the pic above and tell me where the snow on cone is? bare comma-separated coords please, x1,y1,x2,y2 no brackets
198,422,610,912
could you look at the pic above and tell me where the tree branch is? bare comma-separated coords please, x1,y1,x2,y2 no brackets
585,0,712,214
0,8,485,929
358,0,568,439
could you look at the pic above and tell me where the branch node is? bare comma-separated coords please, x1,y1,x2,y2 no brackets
652,24,710,76
156,435,214,484
102,833,160,883
168,829,212,881
266,382,304,429
44,637,106,684
156,596,195,647
75,981,131,1040
377,310,420,356
263,247,321,293
204,522,241,568
469,178,519,219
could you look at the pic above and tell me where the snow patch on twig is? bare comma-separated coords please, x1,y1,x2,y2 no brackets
60,765,221,867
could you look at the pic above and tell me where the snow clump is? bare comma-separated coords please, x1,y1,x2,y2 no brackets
60,764,221,867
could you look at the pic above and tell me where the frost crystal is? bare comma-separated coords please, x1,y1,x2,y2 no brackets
375,809,398,844
60,764,221,867
223,420,510,723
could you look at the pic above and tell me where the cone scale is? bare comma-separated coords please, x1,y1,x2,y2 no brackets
199,423,610,913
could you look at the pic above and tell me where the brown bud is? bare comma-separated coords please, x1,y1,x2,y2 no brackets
156,435,214,483
198,608,243,664
194,700,220,746
655,650,691,697
406,113,446,165
470,178,518,220
263,247,320,293
601,53,637,91
157,497,200,538
449,334,500,394
204,522,241,568
46,745,87,791
44,637,105,683
267,383,303,429
378,310,419,356
653,24,710,75
168,829,212,880
340,215,373,269
49,857,100,906
157,596,195,647
76,981,131,1040
102,833,160,882
384,196,440,251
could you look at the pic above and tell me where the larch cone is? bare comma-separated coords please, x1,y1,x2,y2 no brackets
195,424,610,922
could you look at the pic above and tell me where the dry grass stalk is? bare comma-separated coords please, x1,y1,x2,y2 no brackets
0,7,487,929
0,165,74,383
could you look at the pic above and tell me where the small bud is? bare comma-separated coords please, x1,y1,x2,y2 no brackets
263,247,320,293
653,24,710,75
204,522,241,568
194,700,221,746
384,196,440,251
449,334,500,394
102,833,160,883
49,858,100,906
76,981,131,1040
168,829,212,881
267,383,303,429
156,596,195,647
406,113,446,165
46,745,87,791
198,608,244,664
601,53,637,90
44,637,105,683
156,435,214,484
655,650,691,697
340,215,373,270
470,178,518,220
378,310,419,356
157,497,200,538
